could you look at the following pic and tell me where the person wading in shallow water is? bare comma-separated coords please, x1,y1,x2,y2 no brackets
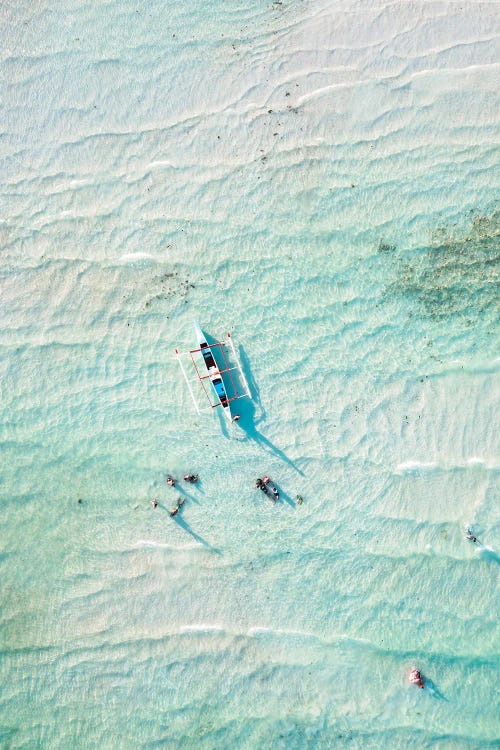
167,476,176,487
408,669,424,688
261,475,279,501
170,497,185,517
255,478,277,503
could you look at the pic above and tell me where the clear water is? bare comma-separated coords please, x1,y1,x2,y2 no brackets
1,1,499,748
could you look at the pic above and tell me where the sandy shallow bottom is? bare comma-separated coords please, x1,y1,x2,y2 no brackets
1,1,499,747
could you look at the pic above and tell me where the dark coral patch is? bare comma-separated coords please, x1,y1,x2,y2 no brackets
385,209,499,322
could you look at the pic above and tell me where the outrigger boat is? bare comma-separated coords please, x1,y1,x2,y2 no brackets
175,321,250,421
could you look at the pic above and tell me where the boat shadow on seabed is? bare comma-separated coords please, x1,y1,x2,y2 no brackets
231,345,305,478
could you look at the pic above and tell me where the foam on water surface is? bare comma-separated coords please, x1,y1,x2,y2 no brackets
1,0,499,748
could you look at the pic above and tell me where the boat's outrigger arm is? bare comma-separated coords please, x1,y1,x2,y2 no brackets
175,327,251,418
175,348,202,414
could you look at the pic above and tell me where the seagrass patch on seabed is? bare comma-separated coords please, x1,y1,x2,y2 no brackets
383,209,500,322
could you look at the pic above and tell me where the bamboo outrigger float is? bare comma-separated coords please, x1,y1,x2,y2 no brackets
175,321,251,420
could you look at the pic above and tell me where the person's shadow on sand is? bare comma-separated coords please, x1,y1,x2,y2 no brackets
159,502,222,554
424,676,448,701
478,545,500,565
259,479,296,509
172,514,222,555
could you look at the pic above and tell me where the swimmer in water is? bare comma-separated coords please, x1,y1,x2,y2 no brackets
264,477,279,500
408,669,424,689
255,478,275,501
465,525,478,543
169,497,185,516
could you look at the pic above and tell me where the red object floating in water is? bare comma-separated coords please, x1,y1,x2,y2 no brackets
408,669,424,688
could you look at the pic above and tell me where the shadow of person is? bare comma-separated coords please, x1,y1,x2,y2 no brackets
259,479,296,508
175,487,201,506
160,502,222,553
232,345,305,476
171,514,222,554
182,477,204,495
424,676,448,701
478,544,500,565
276,488,296,508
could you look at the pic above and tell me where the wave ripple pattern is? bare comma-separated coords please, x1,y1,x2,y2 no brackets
1,1,499,749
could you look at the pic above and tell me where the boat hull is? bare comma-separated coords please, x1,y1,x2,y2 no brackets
193,321,232,419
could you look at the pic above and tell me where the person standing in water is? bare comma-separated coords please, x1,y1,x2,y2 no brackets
170,497,185,517
262,475,279,500
465,525,478,543
408,669,424,688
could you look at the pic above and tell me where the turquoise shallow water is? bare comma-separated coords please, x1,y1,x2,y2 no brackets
1,1,499,748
